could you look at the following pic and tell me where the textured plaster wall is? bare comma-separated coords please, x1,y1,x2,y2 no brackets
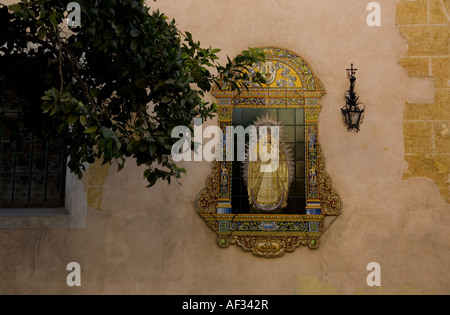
0,0,449,295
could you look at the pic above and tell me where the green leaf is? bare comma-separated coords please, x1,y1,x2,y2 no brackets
101,127,116,139
161,96,172,103
150,143,156,156
80,115,87,126
49,106,58,117
89,88,98,98
130,40,139,52
163,143,171,150
67,114,78,125
49,13,58,27
8,4,22,13
130,28,140,37
143,168,151,178
146,173,158,187
29,9,37,19
84,126,98,134
42,102,54,113
38,28,48,40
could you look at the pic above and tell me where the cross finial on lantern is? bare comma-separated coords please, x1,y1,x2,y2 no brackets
346,63,358,77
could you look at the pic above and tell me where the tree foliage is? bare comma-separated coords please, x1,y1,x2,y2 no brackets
0,0,265,187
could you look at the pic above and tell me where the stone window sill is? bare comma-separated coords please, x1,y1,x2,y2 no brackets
0,169,87,229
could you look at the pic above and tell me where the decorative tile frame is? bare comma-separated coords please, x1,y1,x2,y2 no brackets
196,47,340,257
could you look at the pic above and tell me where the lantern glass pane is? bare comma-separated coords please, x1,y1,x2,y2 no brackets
344,112,351,127
350,111,360,126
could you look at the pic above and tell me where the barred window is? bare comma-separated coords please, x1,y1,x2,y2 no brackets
0,101,67,209
0,132,67,209
0,86,85,229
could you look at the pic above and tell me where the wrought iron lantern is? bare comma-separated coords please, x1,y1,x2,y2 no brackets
341,64,365,132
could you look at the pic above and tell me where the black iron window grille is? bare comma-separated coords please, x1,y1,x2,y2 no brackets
0,102,67,209
0,133,67,209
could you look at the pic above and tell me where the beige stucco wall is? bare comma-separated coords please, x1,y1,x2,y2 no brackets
0,0,449,294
